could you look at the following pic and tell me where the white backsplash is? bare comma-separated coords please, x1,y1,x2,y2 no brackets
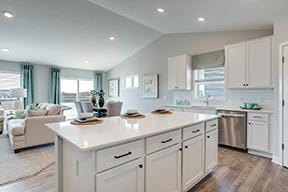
173,89,274,110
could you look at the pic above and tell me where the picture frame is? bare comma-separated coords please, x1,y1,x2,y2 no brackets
108,78,119,97
142,74,159,98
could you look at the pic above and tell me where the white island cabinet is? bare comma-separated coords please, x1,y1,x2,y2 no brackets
46,112,218,192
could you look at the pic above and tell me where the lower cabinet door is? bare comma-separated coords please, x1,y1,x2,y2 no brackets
247,121,269,152
205,129,218,173
146,143,182,192
182,135,204,191
96,158,144,192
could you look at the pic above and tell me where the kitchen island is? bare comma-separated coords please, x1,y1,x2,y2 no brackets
47,111,219,192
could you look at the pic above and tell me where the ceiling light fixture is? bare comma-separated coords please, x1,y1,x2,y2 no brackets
84,61,89,64
1,48,9,52
198,17,206,22
109,36,115,41
3,11,14,18
157,8,165,13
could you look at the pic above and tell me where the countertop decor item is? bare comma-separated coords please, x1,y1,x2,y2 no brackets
151,109,172,114
71,117,103,125
89,89,97,106
97,89,105,108
121,112,145,119
142,74,159,98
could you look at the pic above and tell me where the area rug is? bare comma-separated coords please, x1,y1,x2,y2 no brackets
0,134,54,186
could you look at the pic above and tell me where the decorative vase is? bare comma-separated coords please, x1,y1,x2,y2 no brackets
91,96,96,106
98,95,105,108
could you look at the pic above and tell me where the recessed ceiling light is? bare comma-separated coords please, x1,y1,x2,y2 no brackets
84,61,89,64
3,11,14,18
198,17,206,22
1,48,9,52
157,8,165,13
109,36,115,41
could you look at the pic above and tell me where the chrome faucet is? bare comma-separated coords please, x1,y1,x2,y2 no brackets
203,95,211,106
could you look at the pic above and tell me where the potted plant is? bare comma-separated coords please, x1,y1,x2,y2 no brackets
89,89,97,106
97,89,105,108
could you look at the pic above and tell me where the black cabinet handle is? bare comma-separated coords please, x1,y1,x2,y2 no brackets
161,138,173,144
246,84,248,86
248,122,251,125
192,129,200,133
179,148,182,151
207,136,210,138
139,164,143,168
210,124,217,127
114,152,132,159
185,146,188,149
243,84,245,86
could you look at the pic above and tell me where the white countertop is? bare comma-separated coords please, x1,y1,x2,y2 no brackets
46,112,218,151
164,104,274,114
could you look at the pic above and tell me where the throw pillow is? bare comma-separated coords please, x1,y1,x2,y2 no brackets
46,104,61,115
27,110,48,117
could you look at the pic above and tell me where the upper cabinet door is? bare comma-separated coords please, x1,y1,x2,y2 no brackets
225,43,247,88
168,57,178,90
246,37,272,88
168,55,192,90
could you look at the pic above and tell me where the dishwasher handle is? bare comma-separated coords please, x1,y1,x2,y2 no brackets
217,113,246,118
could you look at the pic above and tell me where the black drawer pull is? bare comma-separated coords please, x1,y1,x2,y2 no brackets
139,164,143,168
192,129,200,133
210,124,217,127
185,146,188,149
114,152,132,159
161,138,173,144
207,136,210,138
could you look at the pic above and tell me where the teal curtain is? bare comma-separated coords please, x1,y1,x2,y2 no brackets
94,72,103,92
49,67,61,104
20,63,34,107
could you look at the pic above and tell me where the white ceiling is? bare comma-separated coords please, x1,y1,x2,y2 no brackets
0,0,161,71
90,0,288,33
1,0,287,71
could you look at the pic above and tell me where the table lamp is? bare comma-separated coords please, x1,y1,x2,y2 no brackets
10,88,27,110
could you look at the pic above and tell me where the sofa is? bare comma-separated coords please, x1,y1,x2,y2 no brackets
7,103,66,152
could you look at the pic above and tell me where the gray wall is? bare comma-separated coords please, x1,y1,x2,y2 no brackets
0,60,97,103
107,29,273,113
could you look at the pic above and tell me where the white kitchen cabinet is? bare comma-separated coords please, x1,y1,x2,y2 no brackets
247,121,269,152
247,37,272,88
225,42,247,88
182,135,204,191
225,36,272,89
205,129,218,173
97,158,144,192
168,55,192,90
146,144,182,192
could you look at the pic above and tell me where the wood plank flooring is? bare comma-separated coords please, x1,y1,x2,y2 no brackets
0,147,288,192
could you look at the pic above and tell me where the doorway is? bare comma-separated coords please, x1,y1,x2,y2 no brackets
282,43,288,167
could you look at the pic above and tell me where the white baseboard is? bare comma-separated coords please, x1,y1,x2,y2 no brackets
272,155,282,166
248,149,272,159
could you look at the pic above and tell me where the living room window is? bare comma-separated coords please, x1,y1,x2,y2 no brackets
60,78,94,118
0,72,21,110
193,67,225,99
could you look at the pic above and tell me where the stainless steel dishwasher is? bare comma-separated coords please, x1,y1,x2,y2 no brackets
217,110,247,150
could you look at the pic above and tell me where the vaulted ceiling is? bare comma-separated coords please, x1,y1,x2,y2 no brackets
0,0,287,71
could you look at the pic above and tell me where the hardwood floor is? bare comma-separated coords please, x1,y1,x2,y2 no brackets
0,147,288,192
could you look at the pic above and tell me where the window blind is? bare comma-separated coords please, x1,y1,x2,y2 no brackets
192,50,225,70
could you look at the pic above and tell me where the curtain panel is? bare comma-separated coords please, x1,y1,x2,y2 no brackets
49,67,61,104
94,72,103,92
20,63,34,107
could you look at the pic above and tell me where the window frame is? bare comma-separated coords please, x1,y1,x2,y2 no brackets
0,71,21,98
193,67,226,100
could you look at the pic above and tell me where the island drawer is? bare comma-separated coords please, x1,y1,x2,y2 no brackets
146,129,181,154
96,139,145,173
183,123,204,140
206,119,218,132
